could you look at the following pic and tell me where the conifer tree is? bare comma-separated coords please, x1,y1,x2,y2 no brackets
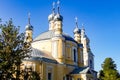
0,19,30,79
99,57,120,80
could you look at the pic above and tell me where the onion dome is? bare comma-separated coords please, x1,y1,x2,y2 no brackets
48,13,55,21
54,13,63,21
74,27,81,34
25,13,33,31
74,17,80,33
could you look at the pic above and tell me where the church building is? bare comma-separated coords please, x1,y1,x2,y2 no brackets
22,1,97,80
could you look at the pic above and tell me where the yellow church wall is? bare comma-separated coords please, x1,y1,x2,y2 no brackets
35,61,42,74
65,41,78,65
32,40,52,54
41,61,75,80
52,37,66,63
57,39,65,62
55,64,76,80
57,39,63,58
41,62,46,80
22,60,66,80
22,39,85,80
56,64,66,80
22,59,84,80
42,62,58,80
78,48,84,67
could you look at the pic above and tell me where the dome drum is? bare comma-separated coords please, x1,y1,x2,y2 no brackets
54,14,63,21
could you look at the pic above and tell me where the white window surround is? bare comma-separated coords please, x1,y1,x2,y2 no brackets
72,46,78,63
46,66,53,80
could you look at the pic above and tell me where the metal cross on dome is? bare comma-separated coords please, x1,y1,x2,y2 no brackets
28,12,31,24
52,2,55,13
75,17,78,23
57,0,60,14
75,17,78,28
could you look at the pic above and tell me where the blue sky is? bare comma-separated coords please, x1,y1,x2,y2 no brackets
0,0,120,72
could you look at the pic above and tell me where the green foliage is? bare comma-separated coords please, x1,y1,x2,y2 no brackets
21,67,40,80
99,57,120,80
102,58,116,71
28,71,41,80
0,19,39,79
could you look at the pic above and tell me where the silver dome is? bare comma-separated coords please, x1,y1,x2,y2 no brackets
74,27,81,34
25,24,33,30
54,13,63,21
48,13,55,21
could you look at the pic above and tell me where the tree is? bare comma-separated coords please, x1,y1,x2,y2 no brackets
0,19,34,79
99,57,120,80
23,68,41,80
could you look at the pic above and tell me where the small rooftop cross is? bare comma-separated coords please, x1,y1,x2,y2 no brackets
75,17,78,28
28,12,31,24
57,0,60,14
52,2,55,13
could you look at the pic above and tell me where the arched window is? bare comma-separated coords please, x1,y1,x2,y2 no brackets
73,49,77,62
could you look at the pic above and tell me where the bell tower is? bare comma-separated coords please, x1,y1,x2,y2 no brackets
81,25,94,69
25,13,33,43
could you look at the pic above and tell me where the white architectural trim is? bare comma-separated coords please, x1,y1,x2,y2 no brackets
72,46,78,63
46,66,53,80
32,63,36,71
52,41,58,58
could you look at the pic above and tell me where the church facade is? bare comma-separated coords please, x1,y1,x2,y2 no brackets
22,1,97,80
